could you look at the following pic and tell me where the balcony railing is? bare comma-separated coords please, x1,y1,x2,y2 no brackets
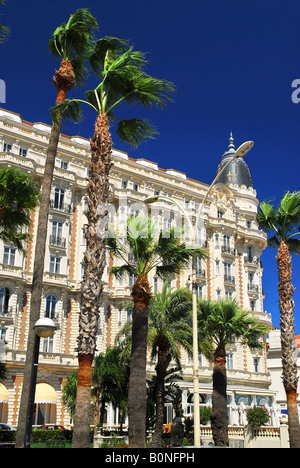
248,283,259,293
195,268,206,279
50,200,71,214
0,306,13,317
245,256,259,265
49,235,66,248
221,246,236,256
224,274,235,285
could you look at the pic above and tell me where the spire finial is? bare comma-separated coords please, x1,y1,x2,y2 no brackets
228,131,235,150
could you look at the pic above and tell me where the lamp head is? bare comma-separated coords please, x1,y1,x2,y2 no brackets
34,318,56,338
234,141,254,159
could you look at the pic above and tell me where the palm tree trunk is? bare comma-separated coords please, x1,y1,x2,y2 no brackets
72,113,113,448
277,240,300,448
151,348,167,448
15,60,75,449
128,274,151,448
211,345,229,447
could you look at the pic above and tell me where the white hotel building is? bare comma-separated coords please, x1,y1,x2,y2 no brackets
0,108,275,428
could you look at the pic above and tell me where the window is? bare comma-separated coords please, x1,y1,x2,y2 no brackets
215,234,220,248
127,309,132,322
45,295,57,319
227,353,234,369
3,142,12,152
19,147,27,157
195,285,202,298
246,245,253,262
216,289,221,301
215,260,220,275
250,300,256,312
133,183,139,192
184,199,190,210
0,287,10,314
246,220,252,228
248,272,254,285
223,235,230,248
225,290,233,298
43,334,54,353
53,188,65,209
60,160,68,170
154,189,160,196
217,210,224,218
253,357,260,373
121,180,127,189
51,221,63,240
49,256,61,274
224,262,231,277
118,309,122,326
3,246,15,266
129,274,138,288
81,228,86,245
153,277,158,293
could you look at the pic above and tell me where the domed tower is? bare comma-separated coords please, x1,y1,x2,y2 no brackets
216,132,253,188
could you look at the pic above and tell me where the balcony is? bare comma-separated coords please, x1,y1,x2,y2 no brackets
49,200,71,214
195,268,206,280
244,256,259,266
0,305,13,318
49,235,66,249
248,283,259,293
224,274,235,285
221,246,236,256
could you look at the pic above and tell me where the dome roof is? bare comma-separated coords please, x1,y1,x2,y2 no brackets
215,133,253,188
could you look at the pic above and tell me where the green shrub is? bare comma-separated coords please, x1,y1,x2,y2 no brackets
200,406,212,425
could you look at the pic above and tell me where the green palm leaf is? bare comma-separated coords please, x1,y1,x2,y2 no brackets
116,118,159,148
48,8,98,85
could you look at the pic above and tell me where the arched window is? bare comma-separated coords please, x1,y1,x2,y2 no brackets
45,295,57,320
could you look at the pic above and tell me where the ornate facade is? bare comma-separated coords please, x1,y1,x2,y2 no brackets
0,108,274,429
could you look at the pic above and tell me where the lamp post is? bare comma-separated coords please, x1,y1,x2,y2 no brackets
144,139,253,447
22,318,56,448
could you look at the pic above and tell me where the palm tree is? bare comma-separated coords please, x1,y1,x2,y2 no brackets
15,9,98,449
92,347,128,436
108,215,206,447
197,299,270,447
257,191,300,448
147,282,194,447
54,39,175,449
62,371,78,420
0,168,40,250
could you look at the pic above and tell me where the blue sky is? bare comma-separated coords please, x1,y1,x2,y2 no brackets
1,0,300,331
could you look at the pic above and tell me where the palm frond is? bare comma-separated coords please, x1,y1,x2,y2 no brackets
116,118,159,148
278,191,300,221
286,238,300,255
88,36,129,75
50,99,84,124
110,264,137,279
132,74,175,109
256,201,277,232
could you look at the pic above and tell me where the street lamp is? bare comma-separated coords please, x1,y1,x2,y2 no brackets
23,318,56,448
144,139,253,447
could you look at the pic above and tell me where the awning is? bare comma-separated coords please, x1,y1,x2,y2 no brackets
35,383,57,405
0,383,8,403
